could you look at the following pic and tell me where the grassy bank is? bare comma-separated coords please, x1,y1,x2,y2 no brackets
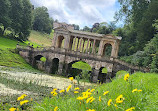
2,72,157,111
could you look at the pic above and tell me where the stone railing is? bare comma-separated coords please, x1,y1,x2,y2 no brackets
114,59,150,72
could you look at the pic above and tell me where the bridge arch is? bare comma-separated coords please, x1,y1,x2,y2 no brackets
33,55,46,70
51,58,59,74
57,35,65,48
102,43,112,57
66,60,92,78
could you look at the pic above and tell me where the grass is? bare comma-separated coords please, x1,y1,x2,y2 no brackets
28,30,53,47
29,72,158,111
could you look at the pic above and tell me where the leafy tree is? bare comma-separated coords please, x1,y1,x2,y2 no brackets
9,0,23,37
33,6,52,34
20,0,32,40
0,0,11,35
82,26,91,32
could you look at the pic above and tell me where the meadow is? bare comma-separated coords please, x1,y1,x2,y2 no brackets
0,31,158,111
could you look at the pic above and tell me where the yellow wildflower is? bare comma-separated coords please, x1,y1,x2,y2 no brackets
132,88,138,93
77,96,84,100
30,98,33,101
59,89,65,93
124,73,130,81
86,89,91,92
90,98,95,103
138,89,142,92
107,99,112,106
125,107,135,111
20,100,29,106
69,77,74,81
132,88,142,93
116,95,125,103
86,109,95,111
114,104,118,109
90,89,95,92
99,96,101,102
54,106,58,111
66,85,72,92
9,107,16,111
86,96,93,103
74,91,79,94
17,94,27,101
74,87,80,90
52,88,57,91
103,91,109,95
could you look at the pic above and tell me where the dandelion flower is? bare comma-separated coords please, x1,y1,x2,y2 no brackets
114,104,118,109
90,98,95,103
125,107,135,111
132,88,142,93
99,96,101,102
116,95,125,103
74,91,79,94
20,100,29,106
59,89,65,93
9,108,16,111
138,89,142,92
54,106,58,111
103,91,109,95
17,94,27,101
66,85,72,92
107,99,112,106
90,89,95,92
86,96,93,103
69,77,74,81
124,73,130,81
74,87,80,90
77,96,84,100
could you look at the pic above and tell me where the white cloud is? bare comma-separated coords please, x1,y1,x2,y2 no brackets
30,0,117,28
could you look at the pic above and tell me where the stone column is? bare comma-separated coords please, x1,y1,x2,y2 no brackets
111,41,119,58
76,37,79,51
64,35,71,49
86,39,90,52
89,40,92,53
92,39,96,54
72,37,77,51
78,38,83,52
98,40,104,56
82,39,85,52
58,62,64,75
90,68,99,83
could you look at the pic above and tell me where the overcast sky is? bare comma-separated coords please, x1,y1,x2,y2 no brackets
30,0,121,28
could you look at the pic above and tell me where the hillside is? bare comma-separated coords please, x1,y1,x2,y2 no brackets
28,30,53,47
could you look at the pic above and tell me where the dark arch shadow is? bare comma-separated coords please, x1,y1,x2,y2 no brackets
51,58,59,74
66,60,92,78
98,67,107,84
57,35,64,48
33,55,45,70
102,43,112,57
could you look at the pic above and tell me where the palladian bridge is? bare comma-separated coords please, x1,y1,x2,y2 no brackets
17,23,148,83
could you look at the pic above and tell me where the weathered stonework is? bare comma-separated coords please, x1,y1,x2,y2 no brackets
16,23,149,83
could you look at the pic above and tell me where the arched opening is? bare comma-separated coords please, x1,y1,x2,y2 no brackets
102,43,112,57
33,55,46,70
67,61,92,80
51,58,59,74
57,35,64,48
98,67,108,84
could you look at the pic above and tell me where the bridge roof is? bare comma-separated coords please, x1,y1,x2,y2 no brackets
54,27,122,40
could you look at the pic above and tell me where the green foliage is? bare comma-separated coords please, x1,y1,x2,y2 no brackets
102,68,108,73
40,57,46,62
31,72,158,111
33,6,52,34
72,61,92,71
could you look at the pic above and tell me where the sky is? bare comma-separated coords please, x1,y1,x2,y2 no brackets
30,0,121,28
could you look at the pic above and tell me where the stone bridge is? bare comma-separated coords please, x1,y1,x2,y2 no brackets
16,23,149,83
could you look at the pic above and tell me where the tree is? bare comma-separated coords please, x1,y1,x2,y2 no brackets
0,0,11,35
20,0,32,40
9,0,23,37
33,6,52,34
82,26,91,32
